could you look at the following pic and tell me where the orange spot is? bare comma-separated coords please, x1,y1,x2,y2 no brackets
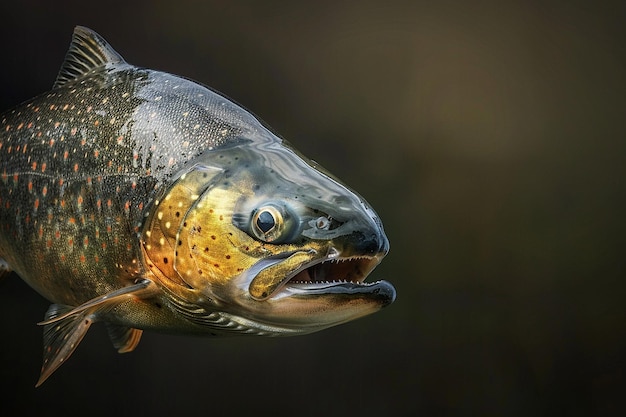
77,196,83,205
79,254,86,263
46,239,52,248
94,150,99,158
41,163,46,172
28,181,33,192
73,163,79,172
55,230,60,239
63,151,69,160
31,162,37,171
34,199,39,210
68,217,76,224
83,236,89,246
42,186,47,196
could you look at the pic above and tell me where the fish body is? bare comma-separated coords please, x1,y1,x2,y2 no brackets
0,27,395,385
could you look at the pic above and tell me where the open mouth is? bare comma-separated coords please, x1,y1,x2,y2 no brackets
246,248,393,302
272,252,395,305
287,256,381,287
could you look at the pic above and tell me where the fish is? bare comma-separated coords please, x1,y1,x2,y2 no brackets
0,26,395,386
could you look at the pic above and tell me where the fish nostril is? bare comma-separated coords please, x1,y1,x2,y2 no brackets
355,231,388,256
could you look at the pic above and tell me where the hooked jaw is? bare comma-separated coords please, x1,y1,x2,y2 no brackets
277,248,394,301
233,231,395,333
249,226,392,300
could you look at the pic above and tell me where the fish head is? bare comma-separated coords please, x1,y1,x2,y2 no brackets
142,136,395,335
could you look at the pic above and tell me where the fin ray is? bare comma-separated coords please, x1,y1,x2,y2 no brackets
34,279,153,386
53,26,125,89
106,324,143,353
36,305,93,387
38,279,152,326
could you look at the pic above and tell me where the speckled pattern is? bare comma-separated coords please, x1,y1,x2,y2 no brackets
0,48,264,306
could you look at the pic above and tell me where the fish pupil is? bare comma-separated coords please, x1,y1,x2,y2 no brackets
257,211,275,233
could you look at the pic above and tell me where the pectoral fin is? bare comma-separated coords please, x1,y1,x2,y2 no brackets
35,279,154,386
38,279,152,326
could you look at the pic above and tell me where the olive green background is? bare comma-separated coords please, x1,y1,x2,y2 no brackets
1,1,624,416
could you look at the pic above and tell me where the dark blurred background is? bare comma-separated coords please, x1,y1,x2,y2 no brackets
1,1,625,416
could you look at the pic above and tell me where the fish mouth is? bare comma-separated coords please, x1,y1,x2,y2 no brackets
270,249,395,303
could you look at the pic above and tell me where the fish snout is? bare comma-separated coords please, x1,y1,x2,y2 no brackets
353,229,389,258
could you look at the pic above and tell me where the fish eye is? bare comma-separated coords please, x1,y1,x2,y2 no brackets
315,216,331,230
251,205,284,242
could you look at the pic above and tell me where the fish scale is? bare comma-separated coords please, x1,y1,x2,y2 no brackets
0,26,395,386
0,75,152,303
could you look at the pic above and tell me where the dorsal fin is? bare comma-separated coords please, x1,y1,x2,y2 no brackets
53,26,126,89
